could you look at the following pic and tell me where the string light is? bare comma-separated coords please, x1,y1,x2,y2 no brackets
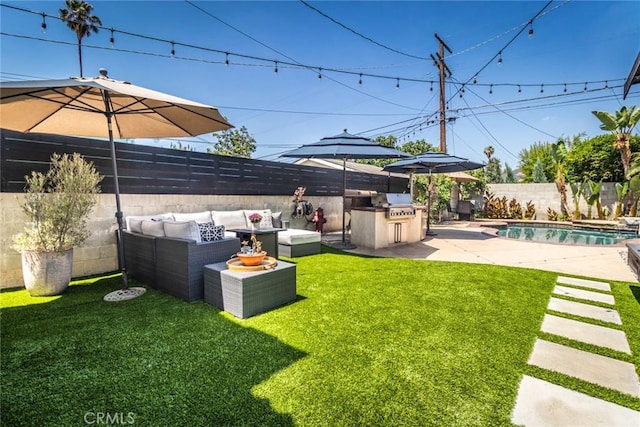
170,41,175,57
225,52,229,65
274,61,278,73
430,81,433,92
40,12,46,33
318,68,322,79
359,73,362,85
518,85,521,93
605,80,608,89
473,75,478,84
528,21,534,39
460,84,465,98
396,77,400,88
109,28,115,48
489,84,493,94
540,84,544,93
563,83,567,93
584,82,588,91
497,51,502,65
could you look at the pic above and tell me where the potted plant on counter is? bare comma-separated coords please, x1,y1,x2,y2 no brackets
12,153,102,296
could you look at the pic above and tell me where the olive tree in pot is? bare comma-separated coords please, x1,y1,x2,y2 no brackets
12,153,102,296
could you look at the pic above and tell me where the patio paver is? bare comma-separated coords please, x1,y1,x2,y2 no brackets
511,375,640,427
540,314,631,354
553,285,615,305
527,339,640,397
547,297,621,325
556,276,611,292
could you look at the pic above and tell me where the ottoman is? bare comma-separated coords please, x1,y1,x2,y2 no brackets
278,229,322,257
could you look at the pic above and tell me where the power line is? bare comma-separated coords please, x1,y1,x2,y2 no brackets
298,0,429,61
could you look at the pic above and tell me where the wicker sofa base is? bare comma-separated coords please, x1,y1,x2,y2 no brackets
278,242,321,257
204,260,296,318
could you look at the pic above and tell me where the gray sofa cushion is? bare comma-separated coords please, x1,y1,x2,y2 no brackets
173,211,213,223
163,220,202,242
212,210,247,229
141,220,166,237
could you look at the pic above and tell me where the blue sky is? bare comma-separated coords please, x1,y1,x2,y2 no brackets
1,1,639,167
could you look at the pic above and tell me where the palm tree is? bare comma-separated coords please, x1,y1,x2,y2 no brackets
59,0,102,77
592,106,640,177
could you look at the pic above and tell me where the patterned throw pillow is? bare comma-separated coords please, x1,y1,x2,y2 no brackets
199,222,225,241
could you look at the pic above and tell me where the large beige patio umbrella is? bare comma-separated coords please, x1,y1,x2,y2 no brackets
0,69,232,296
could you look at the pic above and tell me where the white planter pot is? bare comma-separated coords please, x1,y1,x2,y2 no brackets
21,249,73,296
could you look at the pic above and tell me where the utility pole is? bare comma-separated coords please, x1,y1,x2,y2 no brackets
431,33,452,153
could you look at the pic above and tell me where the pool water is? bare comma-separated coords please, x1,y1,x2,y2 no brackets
496,225,636,245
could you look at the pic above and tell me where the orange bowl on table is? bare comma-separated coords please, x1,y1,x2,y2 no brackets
236,251,267,266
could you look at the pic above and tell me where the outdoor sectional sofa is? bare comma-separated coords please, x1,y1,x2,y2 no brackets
123,208,321,301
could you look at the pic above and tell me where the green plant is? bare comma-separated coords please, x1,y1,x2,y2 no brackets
592,105,640,177
614,182,630,219
12,153,102,253
524,201,536,220
547,207,559,221
587,180,604,220
569,181,587,220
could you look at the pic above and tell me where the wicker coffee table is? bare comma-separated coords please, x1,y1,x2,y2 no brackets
204,260,296,319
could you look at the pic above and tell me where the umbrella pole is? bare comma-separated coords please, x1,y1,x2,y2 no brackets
425,169,436,237
342,158,346,244
104,96,129,290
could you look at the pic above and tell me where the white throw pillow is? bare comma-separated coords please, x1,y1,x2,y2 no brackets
172,211,213,224
141,220,166,237
163,220,202,242
126,213,173,231
212,210,248,230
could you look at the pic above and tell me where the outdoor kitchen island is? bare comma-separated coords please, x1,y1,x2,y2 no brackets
350,193,424,250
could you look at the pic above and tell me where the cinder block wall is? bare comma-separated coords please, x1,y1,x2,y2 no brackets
1,193,341,289
479,183,620,220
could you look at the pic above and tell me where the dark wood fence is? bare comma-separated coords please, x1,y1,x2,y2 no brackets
1,129,408,195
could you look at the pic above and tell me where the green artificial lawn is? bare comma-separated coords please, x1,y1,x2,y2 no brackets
2,247,639,426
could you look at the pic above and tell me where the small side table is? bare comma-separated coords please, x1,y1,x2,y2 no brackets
204,260,296,319
229,228,284,258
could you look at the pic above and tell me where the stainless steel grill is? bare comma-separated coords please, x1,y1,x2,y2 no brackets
371,193,416,219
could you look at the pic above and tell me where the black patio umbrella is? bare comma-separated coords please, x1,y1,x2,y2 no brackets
0,69,232,297
383,152,484,234
281,130,411,246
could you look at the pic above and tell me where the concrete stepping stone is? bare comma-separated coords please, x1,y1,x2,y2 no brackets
553,285,615,305
547,297,621,325
556,276,611,292
541,314,631,354
528,339,640,397
512,375,640,427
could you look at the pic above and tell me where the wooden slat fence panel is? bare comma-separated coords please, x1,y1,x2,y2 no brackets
1,129,408,195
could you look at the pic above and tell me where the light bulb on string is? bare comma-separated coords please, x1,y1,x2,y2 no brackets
540,84,544,93
489,84,493,95
274,61,278,73
318,68,322,79
225,52,229,66
40,13,47,33
359,74,362,85
109,29,115,48
396,77,400,88
605,80,608,89
528,21,534,39
430,81,433,92
170,41,175,57
563,83,567,93
473,75,477,84
497,51,502,65
584,82,588,91
517,85,521,94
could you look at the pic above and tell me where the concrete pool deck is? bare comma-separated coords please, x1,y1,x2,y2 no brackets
324,221,638,283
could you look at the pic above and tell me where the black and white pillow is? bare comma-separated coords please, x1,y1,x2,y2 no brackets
199,222,225,241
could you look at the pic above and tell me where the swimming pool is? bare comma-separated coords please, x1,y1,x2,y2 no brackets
495,224,636,245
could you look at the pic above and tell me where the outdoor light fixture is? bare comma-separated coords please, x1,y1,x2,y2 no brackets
489,84,493,94
540,84,544,93
318,68,322,79
40,13,47,33
528,21,534,39
109,29,115,48
430,81,433,91
564,83,567,93
473,75,477,84
171,41,175,57
518,85,522,93
225,52,229,66
396,77,400,88
584,82,588,91
274,61,278,73
497,51,503,65
359,74,362,85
